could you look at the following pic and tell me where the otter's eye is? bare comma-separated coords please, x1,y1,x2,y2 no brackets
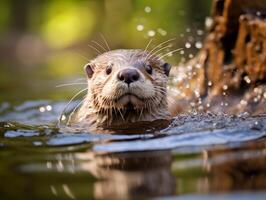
145,64,153,74
106,64,112,75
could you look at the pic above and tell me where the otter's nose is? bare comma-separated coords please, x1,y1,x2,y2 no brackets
117,69,140,84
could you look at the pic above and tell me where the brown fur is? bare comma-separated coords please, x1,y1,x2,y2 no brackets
74,49,171,131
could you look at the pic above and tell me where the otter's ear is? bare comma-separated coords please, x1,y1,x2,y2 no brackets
84,63,94,78
163,63,171,76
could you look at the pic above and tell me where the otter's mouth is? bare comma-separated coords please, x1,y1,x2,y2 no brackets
117,93,143,100
115,93,144,107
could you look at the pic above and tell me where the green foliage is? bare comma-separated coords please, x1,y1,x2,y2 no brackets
0,0,211,102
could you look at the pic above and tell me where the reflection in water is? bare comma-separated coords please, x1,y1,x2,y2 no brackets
207,148,266,191
170,139,266,194
17,151,175,199
84,151,175,199
1,138,266,199
45,141,266,199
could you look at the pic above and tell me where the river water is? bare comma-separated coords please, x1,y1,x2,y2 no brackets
1,100,266,200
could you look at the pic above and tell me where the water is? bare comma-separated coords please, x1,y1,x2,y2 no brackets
1,101,266,200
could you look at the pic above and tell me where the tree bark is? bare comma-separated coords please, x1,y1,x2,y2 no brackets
178,0,266,114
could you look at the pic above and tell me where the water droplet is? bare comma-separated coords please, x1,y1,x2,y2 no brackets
240,100,247,106
189,54,194,58
197,29,204,36
194,90,200,97
147,30,156,37
208,81,212,86
251,120,263,130
205,17,213,29
244,76,251,84
46,105,52,111
157,28,167,36
195,41,202,49
254,87,262,94
223,85,228,90
180,50,185,55
256,11,261,16
61,115,66,121
39,107,45,112
198,105,204,110
144,6,152,13
33,141,42,146
185,42,191,49
198,98,202,104
136,24,144,31
195,63,201,69
190,102,195,107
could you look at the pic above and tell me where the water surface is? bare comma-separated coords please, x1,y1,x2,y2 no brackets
1,101,266,200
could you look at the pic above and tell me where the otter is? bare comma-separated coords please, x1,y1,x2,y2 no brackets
73,49,173,132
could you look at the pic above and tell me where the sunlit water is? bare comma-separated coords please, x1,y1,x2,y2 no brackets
1,100,266,200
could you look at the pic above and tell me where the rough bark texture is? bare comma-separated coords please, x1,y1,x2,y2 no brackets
177,0,266,115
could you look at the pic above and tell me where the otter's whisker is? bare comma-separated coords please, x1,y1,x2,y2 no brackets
144,38,153,52
154,89,176,105
88,44,102,55
66,96,87,125
154,89,168,98
73,52,91,62
154,88,167,93
100,34,111,51
92,40,108,52
118,108,125,121
159,48,183,59
56,83,88,88
145,38,176,60
58,88,87,126
113,107,119,118
74,78,87,81
147,44,172,60
138,108,144,121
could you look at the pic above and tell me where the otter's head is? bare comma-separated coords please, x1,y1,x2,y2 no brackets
81,49,171,126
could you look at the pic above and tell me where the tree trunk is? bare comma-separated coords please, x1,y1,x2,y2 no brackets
177,0,266,115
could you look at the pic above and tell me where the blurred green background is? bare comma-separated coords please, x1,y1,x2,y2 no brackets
0,0,211,103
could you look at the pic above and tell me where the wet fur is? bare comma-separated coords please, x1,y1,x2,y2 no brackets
75,49,171,129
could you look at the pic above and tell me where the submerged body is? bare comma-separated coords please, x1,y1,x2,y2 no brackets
74,49,173,132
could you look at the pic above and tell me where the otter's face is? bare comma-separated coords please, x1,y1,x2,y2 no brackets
84,49,171,111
